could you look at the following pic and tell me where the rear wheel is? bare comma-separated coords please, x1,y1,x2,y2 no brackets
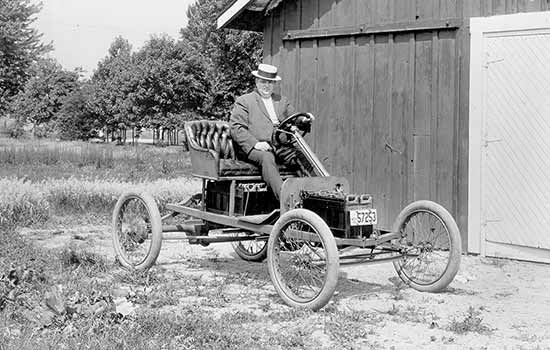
267,209,339,311
392,200,461,292
231,233,268,262
112,191,162,270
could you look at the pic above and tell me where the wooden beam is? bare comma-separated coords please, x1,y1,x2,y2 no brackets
217,0,255,29
283,18,463,41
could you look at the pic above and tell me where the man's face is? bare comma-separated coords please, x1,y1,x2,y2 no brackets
256,78,275,98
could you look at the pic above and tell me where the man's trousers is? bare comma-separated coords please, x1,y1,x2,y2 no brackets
246,149,283,200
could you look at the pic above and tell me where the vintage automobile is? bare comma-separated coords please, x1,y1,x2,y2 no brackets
112,113,462,311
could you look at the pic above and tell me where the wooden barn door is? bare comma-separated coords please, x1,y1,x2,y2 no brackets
469,12,550,263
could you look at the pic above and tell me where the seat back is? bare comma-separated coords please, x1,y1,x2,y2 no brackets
184,120,235,160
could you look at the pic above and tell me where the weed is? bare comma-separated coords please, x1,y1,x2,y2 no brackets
149,290,179,308
269,307,313,323
377,303,439,325
322,308,376,346
0,179,50,228
114,268,166,287
481,257,509,269
59,244,109,274
391,286,405,301
161,158,172,175
386,303,400,315
259,300,271,312
219,310,260,325
271,325,310,348
448,306,493,334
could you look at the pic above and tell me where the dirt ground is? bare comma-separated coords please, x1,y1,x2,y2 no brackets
20,224,550,350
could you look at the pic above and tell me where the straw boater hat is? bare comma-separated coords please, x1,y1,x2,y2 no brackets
252,63,282,81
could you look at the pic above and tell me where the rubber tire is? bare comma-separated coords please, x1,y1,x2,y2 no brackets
392,200,462,292
112,191,162,271
232,238,268,262
267,209,339,311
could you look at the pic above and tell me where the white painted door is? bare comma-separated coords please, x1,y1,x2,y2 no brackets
469,12,550,263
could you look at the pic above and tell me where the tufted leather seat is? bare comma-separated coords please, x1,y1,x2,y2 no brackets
184,120,297,179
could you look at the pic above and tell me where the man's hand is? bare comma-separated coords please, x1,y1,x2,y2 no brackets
254,141,272,152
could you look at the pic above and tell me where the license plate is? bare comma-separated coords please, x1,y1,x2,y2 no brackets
349,208,377,226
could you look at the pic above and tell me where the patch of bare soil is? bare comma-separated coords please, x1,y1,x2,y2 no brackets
20,226,550,350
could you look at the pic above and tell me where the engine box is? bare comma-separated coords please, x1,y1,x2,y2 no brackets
301,190,375,238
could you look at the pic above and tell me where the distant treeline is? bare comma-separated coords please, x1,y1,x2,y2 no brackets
1,0,262,142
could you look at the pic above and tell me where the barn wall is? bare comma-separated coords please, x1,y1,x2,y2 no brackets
262,0,550,244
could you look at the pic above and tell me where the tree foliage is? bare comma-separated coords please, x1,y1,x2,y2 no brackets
86,35,210,140
9,58,80,135
0,0,51,114
180,0,263,119
56,83,101,140
4,0,263,141
87,37,134,134
130,35,209,130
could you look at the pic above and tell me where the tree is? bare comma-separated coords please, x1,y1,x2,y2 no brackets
0,0,51,115
131,35,208,133
88,37,135,140
180,0,263,119
56,82,102,140
9,58,80,135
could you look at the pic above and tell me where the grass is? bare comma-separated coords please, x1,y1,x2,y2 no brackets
322,308,378,346
0,225,387,350
59,244,109,274
0,137,192,182
0,142,114,168
0,177,200,229
0,138,201,227
0,178,50,227
378,303,440,325
0,219,393,349
0,136,198,228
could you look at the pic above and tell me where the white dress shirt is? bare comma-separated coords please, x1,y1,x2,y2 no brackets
261,97,279,125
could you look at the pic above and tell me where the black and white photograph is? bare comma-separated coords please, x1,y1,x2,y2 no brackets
1,0,550,349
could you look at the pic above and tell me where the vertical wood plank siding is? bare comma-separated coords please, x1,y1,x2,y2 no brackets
263,0,550,244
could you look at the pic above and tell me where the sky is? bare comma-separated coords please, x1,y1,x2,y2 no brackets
34,0,196,77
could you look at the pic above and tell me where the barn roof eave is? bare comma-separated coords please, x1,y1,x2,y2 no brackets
217,0,281,31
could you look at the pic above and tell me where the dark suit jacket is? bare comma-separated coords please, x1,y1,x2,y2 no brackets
230,90,295,155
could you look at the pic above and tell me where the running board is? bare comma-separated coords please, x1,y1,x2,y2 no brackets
237,210,279,225
165,204,275,234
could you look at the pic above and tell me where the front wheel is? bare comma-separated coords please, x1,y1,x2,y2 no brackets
267,209,339,311
392,200,462,292
112,191,162,270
